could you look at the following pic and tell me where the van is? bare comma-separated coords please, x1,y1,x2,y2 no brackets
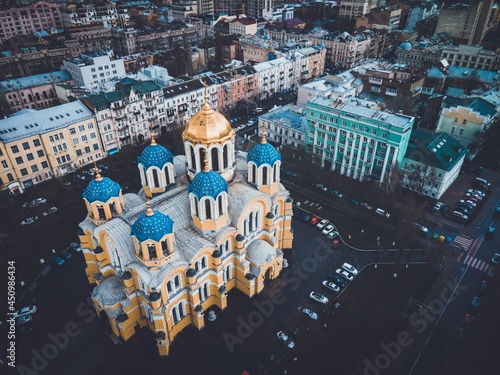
375,208,390,218
475,177,490,187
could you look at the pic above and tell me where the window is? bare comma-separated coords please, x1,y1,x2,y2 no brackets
462,119,467,125
31,165,39,172
73,139,79,146
93,144,99,151
33,139,41,147
22,142,30,150
26,153,34,161
76,150,82,156
41,161,48,168
11,145,19,153
90,132,96,139
451,127,456,134
20,168,28,176
82,135,88,142
454,118,458,123
15,156,23,165
459,129,464,136
70,128,76,135
1,160,8,168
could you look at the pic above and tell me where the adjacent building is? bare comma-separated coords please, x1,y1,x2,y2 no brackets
435,96,497,147
402,130,467,199
79,92,293,356
305,97,414,183
440,44,500,71
81,78,166,153
258,104,307,148
0,101,103,194
62,52,126,89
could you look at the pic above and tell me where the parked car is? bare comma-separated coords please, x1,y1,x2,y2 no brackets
20,216,38,225
327,230,339,240
469,296,480,312
451,211,468,221
336,268,354,281
328,273,348,287
50,255,65,266
322,224,335,235
310,216,320,225
433,202,443,212
485,268,495,280
349,198,360,206
42,206,58,216
375,208,390,218
491,253,500,264
360,202,374,210
322,280,340,292
441,205,451,214
461,313,474,329
61,249,73,259
467,189,485,197
454,206,473,216
277,331,295,349
316,219,329,230
487,226,496,238
98,164,108,170
15,315,33,326
13,305,37,318
298,307,318,320
309,291,329,305
34,197,47,205
341,263,359,276
331,238,342,248
478,280,489,295
459,199,476,208
464,192,482,201
70,242,81,251
301,213,312,222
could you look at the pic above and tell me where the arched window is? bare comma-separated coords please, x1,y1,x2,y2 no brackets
43,91,48,99
252,164,257,183
35,93,40,100
161,239,169,254
199,148,205,170
223,144,229,169
147,243,156,259
205,199,212,219
164,165,170,185
194,196,199,217
7,173,14,182
28,94,33,102
218,195,223,216
249,212,254,232
97,205,105,219
211,148,219,172
223,264,232,283
152,169,159,187
262,166,268,185
172,302,185,324
199,282,209,302
273,164,278,182
190,146,196,170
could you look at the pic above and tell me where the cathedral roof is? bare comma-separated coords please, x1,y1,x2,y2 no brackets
247,240,277,265
138,142,173,169
131,202,174,242
82,173,122,203
182,84,234,144
247,124,281,166
188,169,228,199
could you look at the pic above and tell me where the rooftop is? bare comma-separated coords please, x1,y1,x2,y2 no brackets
0,71,72,92
0,101,94,143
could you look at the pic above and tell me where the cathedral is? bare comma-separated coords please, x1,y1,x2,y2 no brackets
78,87,294,356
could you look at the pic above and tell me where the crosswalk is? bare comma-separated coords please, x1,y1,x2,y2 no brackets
453,235,473,251
303,200,323,210
463,254,492,272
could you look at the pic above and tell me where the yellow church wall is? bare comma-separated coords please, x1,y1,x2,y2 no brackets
168,314,193,341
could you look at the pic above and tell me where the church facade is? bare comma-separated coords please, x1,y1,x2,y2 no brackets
78,87,294,356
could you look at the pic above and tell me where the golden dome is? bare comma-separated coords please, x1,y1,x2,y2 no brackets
183,84,234,144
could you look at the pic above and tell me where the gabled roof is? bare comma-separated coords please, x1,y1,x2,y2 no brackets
404,130,467,171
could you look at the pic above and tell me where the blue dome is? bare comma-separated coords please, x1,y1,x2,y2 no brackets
188,170,228,199
138,143,173,169
83,177,122,203
398,41,411,51
131,210,174,242
247,142,281,167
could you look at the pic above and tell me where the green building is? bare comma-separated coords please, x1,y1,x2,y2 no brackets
305,97,414,183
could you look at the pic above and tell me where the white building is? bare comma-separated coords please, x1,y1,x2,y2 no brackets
247,0,274,20
258,104,307,148
63,52,126,89
297,71,362,109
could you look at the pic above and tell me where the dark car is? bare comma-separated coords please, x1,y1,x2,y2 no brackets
461,313,474,329
469,296,480,312
327,273,347,287
454,206,473,216
301,213,312,222
478,280,488,295
485,268,495,280
441,205,451,214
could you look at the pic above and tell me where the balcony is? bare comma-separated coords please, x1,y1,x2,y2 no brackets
369,77,383,85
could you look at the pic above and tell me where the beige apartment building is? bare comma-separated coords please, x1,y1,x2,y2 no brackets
0,101,104,194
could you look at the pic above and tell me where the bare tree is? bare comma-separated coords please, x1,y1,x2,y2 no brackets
403,164,438,196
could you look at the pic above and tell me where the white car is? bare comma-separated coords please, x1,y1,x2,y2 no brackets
43,207,58,216
467,189,485,197
375,208,390,218
336,268,354,281
327,230,339,239
309,291,329,305
414,223,429,234
13,305,37,318
20,216,38,225
341,263,359,276
298,307,318,320
322,224,336,235
277,331,295,349
34,197,47,204
316,219,329,230
433,202,443,212
459,199,476,207
322,280,340,292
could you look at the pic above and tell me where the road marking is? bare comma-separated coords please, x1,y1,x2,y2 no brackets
463,254,491,272
452,235,473,251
